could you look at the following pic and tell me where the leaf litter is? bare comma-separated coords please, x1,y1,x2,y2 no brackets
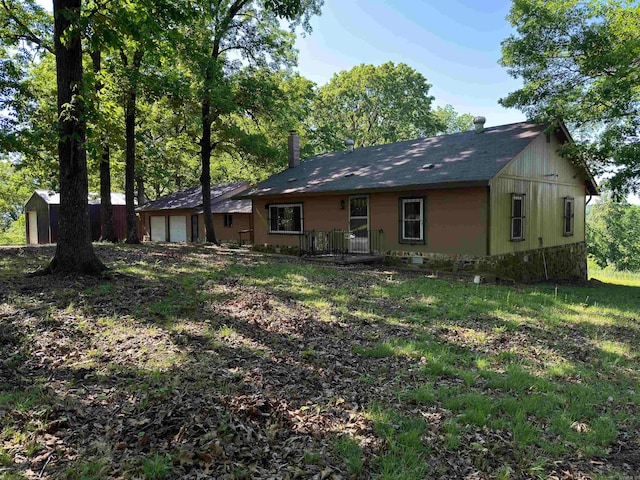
0,244,638,479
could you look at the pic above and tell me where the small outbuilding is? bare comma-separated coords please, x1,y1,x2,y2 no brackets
136,182,253,243
24,190,129,244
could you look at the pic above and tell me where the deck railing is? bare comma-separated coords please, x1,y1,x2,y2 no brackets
299,229,384,256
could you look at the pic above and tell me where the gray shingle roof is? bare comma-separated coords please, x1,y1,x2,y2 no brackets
193,198,252,214
137,182,251,213
238,122,550,198
211,198,252,214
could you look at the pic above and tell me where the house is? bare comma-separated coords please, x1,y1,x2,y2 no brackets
236,119,598,281
25,190,129,244
136,182,253,243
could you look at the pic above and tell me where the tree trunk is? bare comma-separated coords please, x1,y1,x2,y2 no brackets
136,175,146,206
45,0,104,275
200,66,217,244
123,50,143,244
91,49,117,243
99,146,117,242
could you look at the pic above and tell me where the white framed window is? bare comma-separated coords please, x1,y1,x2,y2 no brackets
563,197,574,236
269,203,303,234
510,193,525,241
223,213,233,228
400,197,424,243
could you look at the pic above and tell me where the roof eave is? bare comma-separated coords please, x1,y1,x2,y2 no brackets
238,180,491,199
554,120,599,195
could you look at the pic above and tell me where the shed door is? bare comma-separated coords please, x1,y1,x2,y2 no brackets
27,211,38,244
150,216,166,242
169,215,187,242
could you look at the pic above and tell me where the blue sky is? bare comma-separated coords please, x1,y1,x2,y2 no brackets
35,0,522,125
294,0,526,127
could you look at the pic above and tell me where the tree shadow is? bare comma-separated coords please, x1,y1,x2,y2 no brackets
1,247,418,478
1,244,638,479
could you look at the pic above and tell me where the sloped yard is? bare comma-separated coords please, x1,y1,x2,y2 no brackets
1,245,639,479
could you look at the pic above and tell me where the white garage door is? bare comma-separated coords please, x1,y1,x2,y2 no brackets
150,216,166,242
169,215,187,242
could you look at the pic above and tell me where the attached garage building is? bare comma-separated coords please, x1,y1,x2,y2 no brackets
148,215,187,243
137,182,253,243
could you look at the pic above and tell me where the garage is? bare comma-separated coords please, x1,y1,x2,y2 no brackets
169,215,187,242
150,216,166,241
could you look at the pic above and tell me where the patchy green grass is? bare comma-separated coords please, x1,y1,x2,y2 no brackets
589,257,640,286
63,459,109,480
139,454,172,479
0,244,638,479
334,435,363,477
367,404,430,479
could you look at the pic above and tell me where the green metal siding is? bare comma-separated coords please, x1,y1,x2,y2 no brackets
489,133,587,255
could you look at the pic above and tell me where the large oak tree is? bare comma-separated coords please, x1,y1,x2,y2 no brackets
49,0,104,274
501,0,640,195
189,0,322,244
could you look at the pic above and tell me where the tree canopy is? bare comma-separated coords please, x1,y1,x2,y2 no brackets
310,62,443,152
433,104,474,135
185,0,322,243
0,159,35,229
587,195,640,271
501,0,640,195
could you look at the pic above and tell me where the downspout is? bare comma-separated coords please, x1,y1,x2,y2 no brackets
584,188,592,248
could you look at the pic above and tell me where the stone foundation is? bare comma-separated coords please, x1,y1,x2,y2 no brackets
251,243,300,256
387,242,587,282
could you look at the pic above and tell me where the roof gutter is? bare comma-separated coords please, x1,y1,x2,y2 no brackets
234,180,491,200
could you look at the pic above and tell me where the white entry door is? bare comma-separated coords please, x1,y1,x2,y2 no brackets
27,211,38,244
169,215,187,242
348,195,369,254
150,216,166,241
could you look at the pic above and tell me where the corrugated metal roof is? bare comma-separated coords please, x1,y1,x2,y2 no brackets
136,182,250,212
88,192,129,206
35,190,129,205
238,122,549,198
35,190,60,204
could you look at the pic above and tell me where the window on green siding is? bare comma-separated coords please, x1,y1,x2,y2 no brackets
511,193,525,241
563,197,574,236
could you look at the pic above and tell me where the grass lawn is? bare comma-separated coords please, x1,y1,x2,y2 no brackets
0,244,638,479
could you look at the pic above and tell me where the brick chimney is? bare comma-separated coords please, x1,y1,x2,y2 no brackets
288,130,300,168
